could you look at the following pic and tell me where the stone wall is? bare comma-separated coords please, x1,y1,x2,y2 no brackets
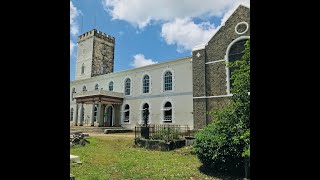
206,97,231,124
91,36,115,77
192,5,250,129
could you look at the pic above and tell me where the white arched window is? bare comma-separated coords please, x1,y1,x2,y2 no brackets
141,103,149,124
142,75,150,93
82,85,87,92
125,78,131,95
95,83,99,90
226,36,250,94
81,63,85,75
123,104,130,122
163,102,172,123
164,71,172,91
109,81,114,91
70,108,74,121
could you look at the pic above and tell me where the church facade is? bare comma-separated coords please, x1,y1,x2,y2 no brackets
70,5,250,130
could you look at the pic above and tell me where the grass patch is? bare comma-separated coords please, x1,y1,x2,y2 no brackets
71,135,223,180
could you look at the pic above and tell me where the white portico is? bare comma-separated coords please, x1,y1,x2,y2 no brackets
73,89,123,127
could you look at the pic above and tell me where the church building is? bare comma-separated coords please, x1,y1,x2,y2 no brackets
70,4,250,130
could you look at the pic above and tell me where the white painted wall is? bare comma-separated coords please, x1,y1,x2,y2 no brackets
75,37,93,80
70,56,194,129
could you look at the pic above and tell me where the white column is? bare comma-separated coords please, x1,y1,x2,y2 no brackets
79,103,84,126
74,103,78,126
91,103,95,126
97,102,102,127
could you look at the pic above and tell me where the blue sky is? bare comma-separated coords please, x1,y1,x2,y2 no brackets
70,0,250,81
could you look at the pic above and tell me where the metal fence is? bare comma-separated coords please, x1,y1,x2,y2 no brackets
135,124,195,141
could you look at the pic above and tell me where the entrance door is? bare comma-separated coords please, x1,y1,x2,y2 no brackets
104,105,113,127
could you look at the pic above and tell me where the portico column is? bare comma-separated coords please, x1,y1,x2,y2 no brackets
97,102,102,127
91,103,95,126
79,103,84,126
74,103,78,126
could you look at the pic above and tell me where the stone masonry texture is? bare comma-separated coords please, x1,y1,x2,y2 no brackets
91,36,115,77
192,5,250,129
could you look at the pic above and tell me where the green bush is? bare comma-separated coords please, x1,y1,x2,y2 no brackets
193,40,250,175
193,106,246,173
151,128,180,141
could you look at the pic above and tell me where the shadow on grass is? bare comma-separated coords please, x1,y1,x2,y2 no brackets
199,165,245,180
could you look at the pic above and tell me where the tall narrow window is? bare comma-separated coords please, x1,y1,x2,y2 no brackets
125,78,131,95
228,39,247,91
81,63,85,75
163,102,172,123
94,105,97,122
70,108,74,121
72,88,76,101
142,103,149,124
124,104,130,122
82,85,87,92
164,71,172,91
143,75,150,93
109,81,114,91
95,84,99,90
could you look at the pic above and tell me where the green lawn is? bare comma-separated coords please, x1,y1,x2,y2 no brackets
70,134,223,180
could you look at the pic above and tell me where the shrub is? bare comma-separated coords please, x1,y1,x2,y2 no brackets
193,40,250,175
151,127,180,141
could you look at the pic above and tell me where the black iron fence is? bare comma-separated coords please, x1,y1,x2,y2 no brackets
135,124,195,141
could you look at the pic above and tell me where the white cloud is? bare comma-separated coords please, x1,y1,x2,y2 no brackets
103,0,249,29
161,18,216,52
131,54,158,68
70,1,80,36
70,40,76,56
102,0,250,52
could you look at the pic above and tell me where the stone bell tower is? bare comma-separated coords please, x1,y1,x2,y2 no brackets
75,29,115,80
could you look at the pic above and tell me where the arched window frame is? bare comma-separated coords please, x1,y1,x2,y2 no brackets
124,77,132,96
122,104,130,123
142,74,150,94
225,36,250,94
161,68,175,93
160,99,174,123
140,101,151,124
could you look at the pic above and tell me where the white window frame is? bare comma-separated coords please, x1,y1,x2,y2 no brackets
160,99,175,124
139,100,151,124
122,104,130,124
225,36,250,94
161,68,175,93
124,77,132,96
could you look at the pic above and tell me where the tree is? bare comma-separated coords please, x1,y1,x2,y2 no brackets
194,39,250,174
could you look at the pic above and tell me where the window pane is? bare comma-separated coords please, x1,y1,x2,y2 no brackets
125,79,131,95
143,75,149,93
164,71,172,91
